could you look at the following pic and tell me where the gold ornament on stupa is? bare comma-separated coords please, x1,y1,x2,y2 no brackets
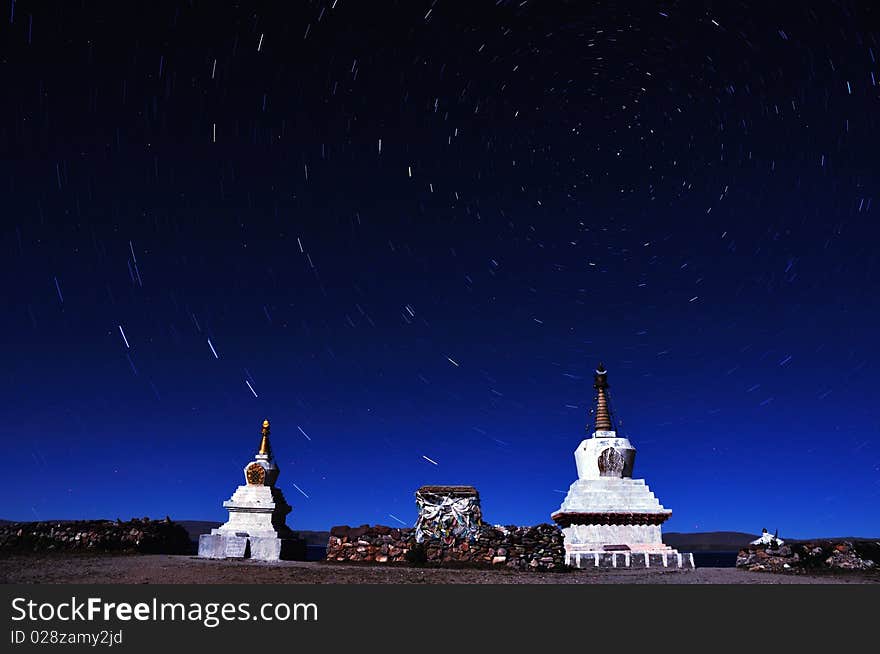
258,419,271,456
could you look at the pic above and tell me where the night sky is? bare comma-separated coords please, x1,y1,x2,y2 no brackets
2,1,878,538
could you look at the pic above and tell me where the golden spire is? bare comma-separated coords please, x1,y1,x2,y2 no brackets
258,419,272,456
592,363,613,433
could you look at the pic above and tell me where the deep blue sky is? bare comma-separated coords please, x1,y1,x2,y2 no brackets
1,1,877,538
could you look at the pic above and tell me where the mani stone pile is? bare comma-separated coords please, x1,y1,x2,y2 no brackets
0,518,192,554
737,539,877,573
326,485,565,570
326,523,566,571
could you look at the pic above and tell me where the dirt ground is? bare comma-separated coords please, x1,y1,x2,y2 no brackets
1,553,878,584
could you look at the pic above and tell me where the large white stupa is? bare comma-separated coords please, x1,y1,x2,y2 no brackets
198,419,301,561
552,364,694,569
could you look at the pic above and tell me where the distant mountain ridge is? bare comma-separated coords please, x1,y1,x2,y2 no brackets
664,531,880,551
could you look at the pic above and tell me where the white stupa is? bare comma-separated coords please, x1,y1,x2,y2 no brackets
750,528,784,546
551,364,694,569
198,419,300,561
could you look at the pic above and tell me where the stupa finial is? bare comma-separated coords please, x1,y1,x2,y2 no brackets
258,419,272,457
592,363,613,432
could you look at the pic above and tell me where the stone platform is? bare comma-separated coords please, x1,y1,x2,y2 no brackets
565,550,695,569
198,533,305,561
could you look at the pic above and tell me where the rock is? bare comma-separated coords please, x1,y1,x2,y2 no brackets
0,519,191,554
323,522,566,571
748,564,765,572
737,539,877,574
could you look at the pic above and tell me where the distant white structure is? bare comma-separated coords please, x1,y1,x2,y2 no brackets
551,363,694,569
750,528,784,546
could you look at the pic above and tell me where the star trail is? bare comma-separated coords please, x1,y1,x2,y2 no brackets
0,1,878,538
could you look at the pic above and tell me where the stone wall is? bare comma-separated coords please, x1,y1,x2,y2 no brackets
0,518,193,554
326,523,566,571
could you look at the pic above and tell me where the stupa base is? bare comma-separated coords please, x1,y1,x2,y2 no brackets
197,533,305,561
564,548,695,569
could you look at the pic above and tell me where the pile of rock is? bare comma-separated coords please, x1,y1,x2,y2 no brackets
821,542,877,570
737,540,877,573
326,523,566,571
326,525,409,563
0,518,193,554
736,544,796,572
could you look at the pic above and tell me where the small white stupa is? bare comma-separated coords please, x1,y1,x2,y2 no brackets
750,528,784,546
198,419,300,561
551,364,694,569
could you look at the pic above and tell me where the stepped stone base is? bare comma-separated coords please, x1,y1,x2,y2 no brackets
566,549,695,569
216,485,293,538
198,482,303,561
553,476,690,567
554,478,672,516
